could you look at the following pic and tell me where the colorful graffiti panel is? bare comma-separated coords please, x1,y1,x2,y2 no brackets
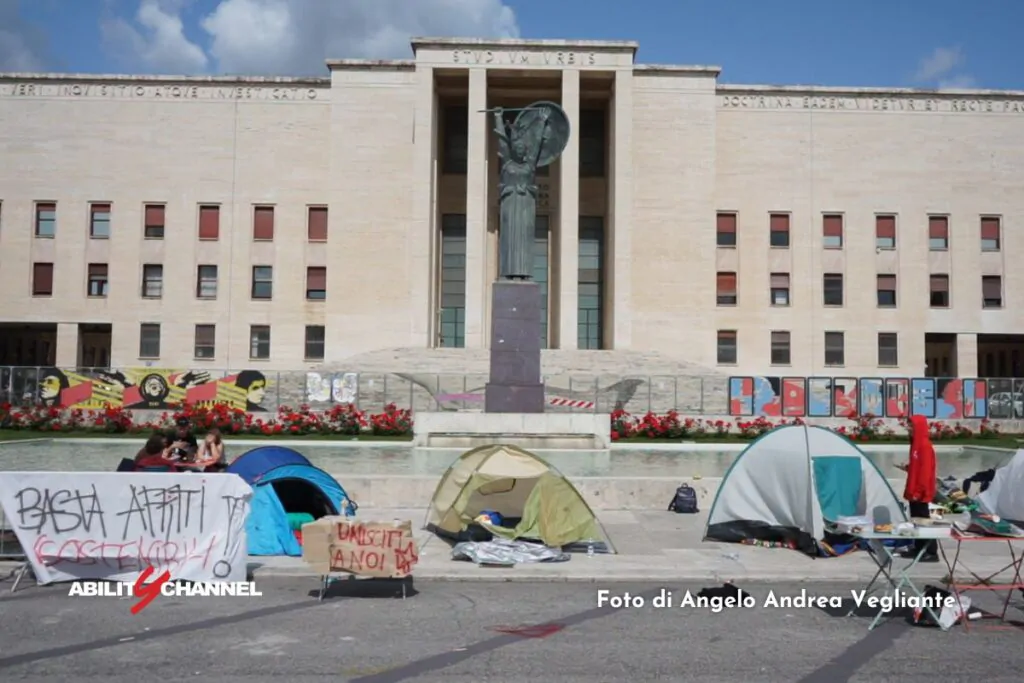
781,377,806,417
884,379,909,417
857,378,883,417
37,368,273,411
910,378,936,417
729,375,994,419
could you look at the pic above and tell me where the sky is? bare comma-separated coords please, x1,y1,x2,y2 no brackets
1,0,1022,89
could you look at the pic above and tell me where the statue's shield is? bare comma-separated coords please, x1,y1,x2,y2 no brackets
513,101,570,168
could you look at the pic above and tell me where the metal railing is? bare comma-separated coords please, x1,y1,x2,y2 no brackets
1,366,1021,419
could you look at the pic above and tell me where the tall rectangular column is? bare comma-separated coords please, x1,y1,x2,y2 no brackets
410,65,436,347
464,68,488,348
609,69,633,349
957,333,979,377
55,323,79,367
557,70,581,349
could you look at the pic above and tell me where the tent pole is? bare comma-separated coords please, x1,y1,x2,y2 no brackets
803,423,816,542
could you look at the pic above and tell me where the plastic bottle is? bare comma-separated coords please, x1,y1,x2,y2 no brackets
586,540,595,557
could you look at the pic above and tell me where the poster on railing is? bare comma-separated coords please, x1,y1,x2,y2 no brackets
728,375,993,419
0,472,252,585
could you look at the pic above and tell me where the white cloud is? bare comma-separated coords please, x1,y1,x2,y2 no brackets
914,46,976,89
0,2,50,71
101,0,209,73
101,0,520,75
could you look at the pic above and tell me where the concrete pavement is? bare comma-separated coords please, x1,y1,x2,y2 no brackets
0,579,1021,682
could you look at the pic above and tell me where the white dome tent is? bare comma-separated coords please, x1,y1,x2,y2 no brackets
703,424,907,555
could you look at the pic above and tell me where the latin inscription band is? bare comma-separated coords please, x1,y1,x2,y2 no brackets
719,93,1024,114
452,49,597,66
2,83,323,101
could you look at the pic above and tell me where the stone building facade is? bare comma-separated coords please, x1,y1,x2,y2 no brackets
1,37,1022,378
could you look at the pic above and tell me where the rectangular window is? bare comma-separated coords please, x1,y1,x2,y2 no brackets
141,264,163,298
928,215,949,250
87,263,108,297
198,205,220,240
578,216,604,350
308,206,328,241
442,105,468,175
981,216,1001,251
930,275,949,308
253,206,275,241
769,213,790,247
32,262,53,296
439,214,466,348
982,275,1002,308
251,266,273,299
144,204,165,239
770,331,791,365
306,266,326,300
716,271,737,306
770,273,790,306
304,325,325,361
878,332,899,367
823,214,843,248
196,265,218,298
579,109,606,177
875,214,896,249
194,324,216,359
716,212,737,247
823,273,844,306
717,330,737,365
89,203,111,238
534,216,550,348
249,325,271,360
139,323,161,359
824,331,845,366
877,274,897,307
35,203,56,237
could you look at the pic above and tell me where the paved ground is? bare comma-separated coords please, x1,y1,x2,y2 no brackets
0,579,1021,682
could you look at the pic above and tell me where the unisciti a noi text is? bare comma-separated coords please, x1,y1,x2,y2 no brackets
596,588,956,613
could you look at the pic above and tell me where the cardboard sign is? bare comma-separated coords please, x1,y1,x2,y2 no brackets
302,518,419,578
0,472,252,585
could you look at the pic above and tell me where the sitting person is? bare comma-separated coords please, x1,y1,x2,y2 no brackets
134,433,178,470
195,428,227,471
164,417,199,463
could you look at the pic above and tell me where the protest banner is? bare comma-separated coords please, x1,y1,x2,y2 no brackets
0,472,252,584
302,518,419,578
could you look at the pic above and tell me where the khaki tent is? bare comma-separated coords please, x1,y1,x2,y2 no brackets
425,444,613,551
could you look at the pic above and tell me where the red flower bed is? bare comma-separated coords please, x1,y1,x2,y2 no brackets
609,411,1003,442
0,401,413,437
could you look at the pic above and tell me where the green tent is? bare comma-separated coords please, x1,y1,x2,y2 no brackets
425,444,614,550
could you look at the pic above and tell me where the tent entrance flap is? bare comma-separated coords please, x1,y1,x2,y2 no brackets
812,456,863,521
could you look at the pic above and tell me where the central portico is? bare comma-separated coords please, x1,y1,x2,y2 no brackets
407,37,639,352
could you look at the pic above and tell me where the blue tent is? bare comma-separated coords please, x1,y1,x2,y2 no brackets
227,446,357,556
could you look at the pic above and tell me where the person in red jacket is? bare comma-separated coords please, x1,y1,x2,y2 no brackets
896,414,938,561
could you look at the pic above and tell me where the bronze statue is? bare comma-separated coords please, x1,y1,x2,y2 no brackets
490,101,570,280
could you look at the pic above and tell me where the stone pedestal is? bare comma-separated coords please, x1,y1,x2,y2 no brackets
485,280,545,413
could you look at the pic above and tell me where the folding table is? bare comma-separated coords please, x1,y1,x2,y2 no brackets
849,530,946,631
939,531,1024,630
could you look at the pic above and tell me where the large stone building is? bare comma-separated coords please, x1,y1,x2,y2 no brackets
1,37,1022,379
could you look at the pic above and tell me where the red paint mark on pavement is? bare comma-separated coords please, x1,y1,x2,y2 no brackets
491,624,565,638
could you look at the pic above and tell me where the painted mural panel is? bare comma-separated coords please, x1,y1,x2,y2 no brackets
911,378,936,417
934,378,966,419
962,379,987,418
781,377,806,417
857,378,884,416
728,377,754,416
986,378,1021,418
832,377,858,418
753,377,782,416
35,368,272,411
884,379,909,417
807,378,833,417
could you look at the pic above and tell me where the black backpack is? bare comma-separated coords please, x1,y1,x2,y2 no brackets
668,484,699,514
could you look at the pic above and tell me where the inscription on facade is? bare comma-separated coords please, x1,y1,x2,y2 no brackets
451,49,597,66
719,93,1024,114
2,83,322,101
